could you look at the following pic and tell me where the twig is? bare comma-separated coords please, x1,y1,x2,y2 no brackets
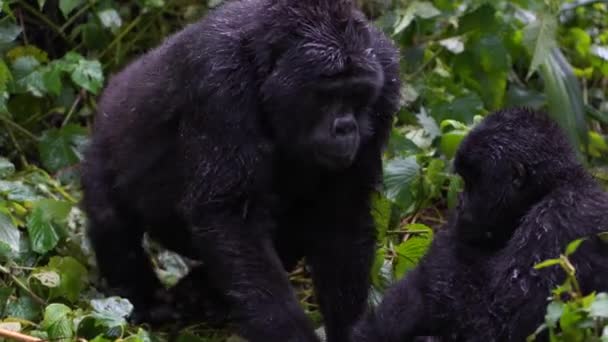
61,91,83,127
0,265,46,305
14,0,71,45
17,9,28,45
0,328,43,342
0,115,38,141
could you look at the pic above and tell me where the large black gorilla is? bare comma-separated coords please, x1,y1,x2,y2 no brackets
80,0,401,341
352,108,608,341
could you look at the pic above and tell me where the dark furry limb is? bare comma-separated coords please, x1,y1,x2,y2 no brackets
81,0,401,341
352,108,608,342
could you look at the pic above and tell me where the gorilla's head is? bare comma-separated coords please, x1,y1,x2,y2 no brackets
452,108,584,247
254,0,385,170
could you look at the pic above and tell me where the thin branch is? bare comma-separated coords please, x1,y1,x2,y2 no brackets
0,328,43,342
0,265,46,305
0,115,39,141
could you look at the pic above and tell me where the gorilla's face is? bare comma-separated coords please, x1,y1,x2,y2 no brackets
258,18,384,170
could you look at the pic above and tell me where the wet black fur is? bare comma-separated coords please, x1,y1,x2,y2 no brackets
352,108,608,341
80,0,401,341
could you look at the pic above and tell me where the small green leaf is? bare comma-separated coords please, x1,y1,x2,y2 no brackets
0,59,11,93
0,23,21,44
523,11,558,79
545,301,564,328
394,1,440,34
371,193,393,241
97,9,122,32
38,124,88,173
590,293,608,318
47,256,87,302
59,0,83,17
4,296,41,321
60,52,103,94
0,180,40,202
565,238,586,256
533,258,561,269
42,303,74,342
89,297,133,329
394,224,433,279
27,200,72,254
0,211,21,257
383,156,420,209
0,157,15,178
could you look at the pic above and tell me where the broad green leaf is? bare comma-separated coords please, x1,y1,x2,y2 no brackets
90,297,133,329
447,175,463,210
97,9,122,32
0,23,21,44
47,256,87,302
383,156,420,209
38,124,88,173
565,238,586,256
545,301,564,328
0,180,40,202
0,211,21,257
42,303,74,342
523,11,558,79
394,1,440,34
439,130,467,160
394,224,433,279
4,296,41,321
539,49,588,155
59,0,84,17
0,157,15,177
534,258,561,269
42,65,62,96
27,199,72,254
590,293,608,318
60,52,103,94
10,57,46,97
416,108,440,140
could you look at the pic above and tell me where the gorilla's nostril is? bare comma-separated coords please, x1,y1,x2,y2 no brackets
332,116,358,137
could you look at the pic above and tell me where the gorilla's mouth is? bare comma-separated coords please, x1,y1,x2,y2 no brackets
315,148,357,170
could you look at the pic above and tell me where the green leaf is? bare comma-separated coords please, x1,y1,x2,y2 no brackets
42,303,74,342
539,49,588,155
534,258,561,269
60,52,104,94
394,224,433,279
383,157,420,209
440,130,467,160
0,180,40,202
27,200,72,254
90,297,133,329
0,211,21,257
38,124,88,173
47,256,87,302
0,287,12,315
545,301,564,328
42,65,63,96
590,293,608,318
59,0,83,17
523,11,558,79
11,57,46,97
97,9,122,32
0,23,21,44
394,1,440,34
0,157,15,178
565,238,586,256
4,296,41,321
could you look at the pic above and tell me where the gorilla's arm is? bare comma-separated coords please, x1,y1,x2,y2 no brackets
351,267,431,342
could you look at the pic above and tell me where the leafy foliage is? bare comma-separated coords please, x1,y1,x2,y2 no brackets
0,0,607,340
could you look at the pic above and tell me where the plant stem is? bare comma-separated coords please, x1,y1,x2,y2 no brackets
0,264,46,305
15,0,71,45
0,115,39,141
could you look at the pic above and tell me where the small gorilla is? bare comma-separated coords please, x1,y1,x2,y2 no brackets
352,108,608,341
80,0,401,341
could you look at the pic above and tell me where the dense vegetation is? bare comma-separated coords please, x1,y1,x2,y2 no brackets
0,0,607,341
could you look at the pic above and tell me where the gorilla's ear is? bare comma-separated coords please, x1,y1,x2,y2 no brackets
512,162,526,189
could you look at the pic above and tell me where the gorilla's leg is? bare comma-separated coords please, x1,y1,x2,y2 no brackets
190,215,319,342
306,227,375,342
87,206,164,310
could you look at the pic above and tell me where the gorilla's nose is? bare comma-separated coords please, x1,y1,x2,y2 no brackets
332,116,358,137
